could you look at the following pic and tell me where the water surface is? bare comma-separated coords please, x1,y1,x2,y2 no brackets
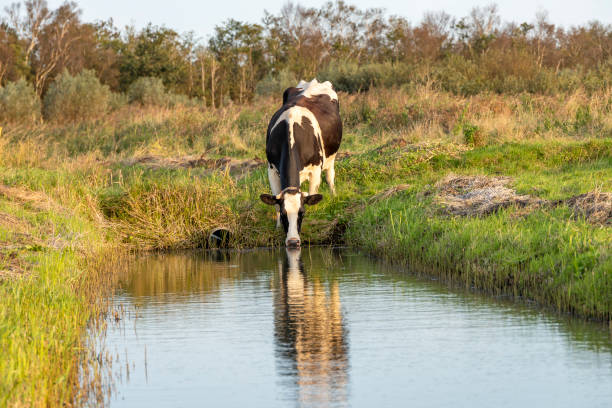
105,248,612,407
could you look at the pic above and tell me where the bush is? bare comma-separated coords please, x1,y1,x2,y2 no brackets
43,70,111,122
109,92,129,111
127,77,167,106
434,55,487,96
319,61,413,93
166,92,193,108
255,69,298,97
0,79,41,124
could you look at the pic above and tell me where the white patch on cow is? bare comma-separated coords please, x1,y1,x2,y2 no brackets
270,109,297,148
296,78,338,101
299,163,318,184
300,165,322,195
270,110,290,139
271,106,323,152
283,192,302,245
322,153,336,171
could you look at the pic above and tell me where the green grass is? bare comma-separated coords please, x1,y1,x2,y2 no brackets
0,249,86,406
0,188,114,406
345,195,611,319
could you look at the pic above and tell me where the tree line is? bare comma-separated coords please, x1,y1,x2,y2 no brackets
1,0,611,107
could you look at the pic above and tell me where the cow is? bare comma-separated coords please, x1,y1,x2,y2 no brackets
260,79,342,248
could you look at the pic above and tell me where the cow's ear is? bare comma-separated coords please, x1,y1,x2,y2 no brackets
260,194,279,206
282,87,300,104
303,194,323,206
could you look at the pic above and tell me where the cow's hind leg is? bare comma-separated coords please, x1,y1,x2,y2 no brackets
325,157,336,196
268,166,282,228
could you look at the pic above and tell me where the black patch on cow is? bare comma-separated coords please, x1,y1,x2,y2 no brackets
283,87,301,105
266,120,286,172
292,116,323,168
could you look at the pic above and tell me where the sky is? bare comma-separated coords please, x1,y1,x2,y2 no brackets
8,0,612,41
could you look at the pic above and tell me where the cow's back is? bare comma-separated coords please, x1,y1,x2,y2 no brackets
266,93,342,160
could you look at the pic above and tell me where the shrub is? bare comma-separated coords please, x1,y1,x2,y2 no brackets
319,61,412,93
255,69,298,97
109,92,129,111
0,79,41,124
127,77,167,106
166,92,193,108
43,70,111,122
434,55,487,96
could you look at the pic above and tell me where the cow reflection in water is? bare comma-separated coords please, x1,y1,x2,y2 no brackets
274,248,348,406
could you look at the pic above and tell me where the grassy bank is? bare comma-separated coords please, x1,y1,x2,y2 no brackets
0,179,118,406
1,86,611,405
342,141,612,319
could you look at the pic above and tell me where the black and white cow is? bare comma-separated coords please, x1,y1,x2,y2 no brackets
260,79,342,247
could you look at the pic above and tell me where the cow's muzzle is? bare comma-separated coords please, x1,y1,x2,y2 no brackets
286,238,301,248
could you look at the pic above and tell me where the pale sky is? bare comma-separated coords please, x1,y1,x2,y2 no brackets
7,0,612,42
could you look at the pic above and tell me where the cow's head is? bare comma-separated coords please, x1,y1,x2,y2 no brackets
260,187,323,248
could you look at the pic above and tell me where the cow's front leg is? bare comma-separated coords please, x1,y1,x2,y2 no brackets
308,167,322,195
268,166,282,228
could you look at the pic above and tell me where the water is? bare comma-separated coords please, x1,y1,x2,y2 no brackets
104,248,612,407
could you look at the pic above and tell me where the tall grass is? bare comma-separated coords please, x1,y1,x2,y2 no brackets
0,178,124,406
2,87,611,165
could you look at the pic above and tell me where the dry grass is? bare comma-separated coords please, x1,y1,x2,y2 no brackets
2,87,610,169
0,211,31,277
432,175,612,223
120,154,264,176
370,184,412,202
109,182,238,250
434,174,546,216
0,186,75,279
0,184,63,212
566,191,612,225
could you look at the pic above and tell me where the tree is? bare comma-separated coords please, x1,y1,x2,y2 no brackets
208,19,265,104
118,24,191,93
0,24,22,84
32,2,84,94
